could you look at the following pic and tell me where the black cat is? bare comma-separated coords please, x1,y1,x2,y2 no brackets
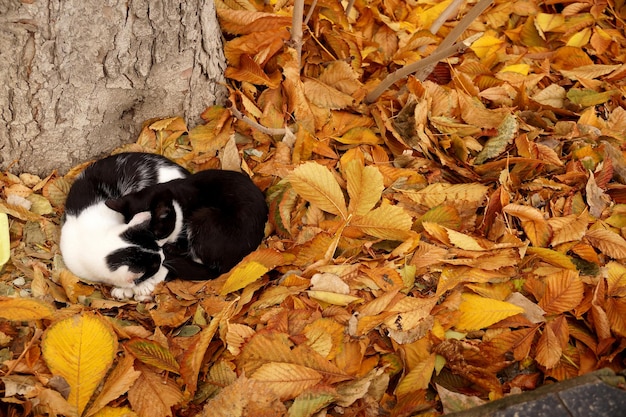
106,169,268,280
60,152,189,300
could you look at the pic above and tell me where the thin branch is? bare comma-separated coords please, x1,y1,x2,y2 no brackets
429,0,466,36
365,0,494,103
345,0,356,17
365,38,473,103
292,0,305,67
229,106,289,136
303,0,318,26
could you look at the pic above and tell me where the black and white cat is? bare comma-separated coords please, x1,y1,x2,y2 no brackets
105,169,268,281
60,152,189,300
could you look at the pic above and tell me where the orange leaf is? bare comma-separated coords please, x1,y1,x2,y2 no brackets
538,270,584,315
535,325,561,369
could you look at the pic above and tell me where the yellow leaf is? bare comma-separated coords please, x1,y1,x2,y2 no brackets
566,27,591,47
526,247,577,270
251,362,322,400
535,13,564,33
470,33,504,59
402,183,489,209
289,389,335,417
220,249,285,295
445,228,486,251
457,293,524,331
149,116,187,133
335,127,383,145
346,161,384,216
307,290,363,306
289,162,348,218
395,354,436,395
90,406,137,417
0,297,55,321
351,204,413,241
499,64,530,75
42,314,118,415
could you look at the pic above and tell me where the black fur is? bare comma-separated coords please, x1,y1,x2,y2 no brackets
107,169,269,280
60,152,190,298
65,152,189,215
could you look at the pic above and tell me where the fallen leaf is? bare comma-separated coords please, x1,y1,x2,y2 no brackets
42,314,118,415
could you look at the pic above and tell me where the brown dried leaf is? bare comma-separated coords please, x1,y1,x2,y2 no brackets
538,270,584,315
127,364,183,417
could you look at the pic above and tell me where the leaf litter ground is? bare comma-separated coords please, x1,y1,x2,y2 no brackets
2,0,626,416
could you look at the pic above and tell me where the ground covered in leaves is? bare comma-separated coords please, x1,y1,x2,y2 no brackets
2,0,626,416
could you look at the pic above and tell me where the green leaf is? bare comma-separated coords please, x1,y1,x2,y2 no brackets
474,113,518,164
125,338,180,374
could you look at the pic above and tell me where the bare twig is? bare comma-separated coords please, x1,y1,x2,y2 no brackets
2,328,43,377
292,0,305,67
345,0,356,17
229,105,289,136
429,0,466,36
365,0,494,103
303,0,318,26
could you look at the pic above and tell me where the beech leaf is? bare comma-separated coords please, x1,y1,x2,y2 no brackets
0,297,54,321
124,338,180,374
457,293,525,331
351,204,413,241
42,314,118,415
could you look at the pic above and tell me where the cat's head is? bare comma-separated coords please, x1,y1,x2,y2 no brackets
106,188,182,245
60,205,168,290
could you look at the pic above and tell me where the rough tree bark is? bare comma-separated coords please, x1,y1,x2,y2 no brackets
0,0,227,176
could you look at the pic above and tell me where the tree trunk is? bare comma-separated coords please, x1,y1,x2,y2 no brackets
0,0,227,176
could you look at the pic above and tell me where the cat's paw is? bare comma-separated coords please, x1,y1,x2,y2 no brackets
132,280,156,301
111,286,135,300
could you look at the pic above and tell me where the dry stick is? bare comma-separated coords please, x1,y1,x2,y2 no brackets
3,328,43,377
232,0,307,137
429,0,466,37
292,0,305,67
229,106,288,136
304,0,318,26
365,0,494,103
345,0,356,17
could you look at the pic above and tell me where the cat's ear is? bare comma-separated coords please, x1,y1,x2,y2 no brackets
106,198,135,223
105,198,127,214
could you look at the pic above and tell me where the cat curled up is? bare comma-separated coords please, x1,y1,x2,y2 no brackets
60,153,189,300
106,169,268,281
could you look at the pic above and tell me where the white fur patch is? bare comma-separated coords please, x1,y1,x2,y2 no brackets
111,263,169,301
60,203,156,289
156,200,184,246
158,166,187,183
